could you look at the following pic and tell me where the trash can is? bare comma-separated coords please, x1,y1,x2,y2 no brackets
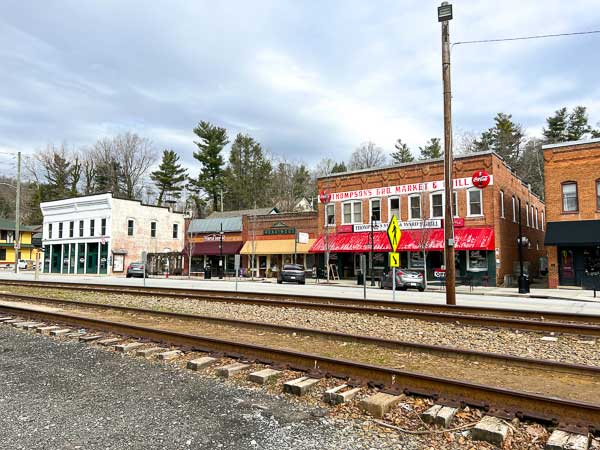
518,274,529,294
204,265,212,280
357,270,364,285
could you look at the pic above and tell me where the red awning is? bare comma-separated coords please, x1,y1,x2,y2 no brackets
188,241,243,256
308,227,494,253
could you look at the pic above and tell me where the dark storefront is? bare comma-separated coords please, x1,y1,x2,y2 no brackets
545,220,600,288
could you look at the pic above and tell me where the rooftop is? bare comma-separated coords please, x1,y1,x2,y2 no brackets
541,137,600,150
0,218,39,232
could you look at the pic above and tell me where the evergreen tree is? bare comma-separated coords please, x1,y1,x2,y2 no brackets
331,162,347,173
223,134,272,210
190,121,229,209
44,151,73,199
150,149,188,206
473,113,523,166
566,106,592,141
542,107,568,143
94,159,124,195
418,138,442,160
391,139,414,163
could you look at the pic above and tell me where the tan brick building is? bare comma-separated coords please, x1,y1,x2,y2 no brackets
543,138,600,288
311,151,545,286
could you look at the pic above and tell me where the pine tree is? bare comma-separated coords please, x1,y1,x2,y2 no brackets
473,113,523,166
391,139,414,163
418,138,442,160
331,162,347,173
45,151,72,199
150,150,188,206
542,107,568,143
566,106,592,141
190,121,229,209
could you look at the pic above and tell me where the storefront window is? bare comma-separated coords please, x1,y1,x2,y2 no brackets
467,250,487,271
562,182,578,212
409,195,421,219
467,189,482,216
430,193,443,218
370,199,381,221
325,204,335,225
389,197,400,221
408,252,424,269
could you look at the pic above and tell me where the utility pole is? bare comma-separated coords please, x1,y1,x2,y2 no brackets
370,214,375,286
439,2,455,305
14,151,21,274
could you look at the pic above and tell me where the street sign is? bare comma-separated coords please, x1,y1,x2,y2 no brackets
389,252,400,268
386,215,401,252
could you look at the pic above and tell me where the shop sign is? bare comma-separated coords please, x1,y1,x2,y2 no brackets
325,176,494,202
264,228,296,235
471,170,491,189
353,222,387,232
353,219,441,232
453,217,465,227
318,190,331,204
433,268,446,279
297,232,309,244
203,234,222,241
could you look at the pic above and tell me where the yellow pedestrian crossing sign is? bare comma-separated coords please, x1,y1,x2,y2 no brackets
387,215,401,252
389,252,400,268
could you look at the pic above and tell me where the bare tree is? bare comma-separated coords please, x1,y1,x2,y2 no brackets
114,132,157,199
348,142,387,170
454,129,479,155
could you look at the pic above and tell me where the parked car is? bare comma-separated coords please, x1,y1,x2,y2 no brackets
17,260,29,270
277,264,306,284
379,269,425,291
126,262,147,278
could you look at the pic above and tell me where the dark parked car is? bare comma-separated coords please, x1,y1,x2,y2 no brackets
126,262,147,278
277,264,306,284
379,269,425,291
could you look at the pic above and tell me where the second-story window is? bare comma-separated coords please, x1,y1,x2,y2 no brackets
101,218,107,235
127,219,134,236
535,208,539,229
69,221,74,238
342,201,362,224
90,219,95,236
525,202,530,226
453,191,458,217
562,182,578,212
512,196,516,222
370,199,381,222
49,223,53,239
467,189,483,217
172,223,179,239
531,205,535,227
409,195,421,220
430,192,443,218
325,204,335,225
596,180,600,210
58,223,63,239
150,221,157,238
79,220,84,237
388,197,400,221
499,190,505,218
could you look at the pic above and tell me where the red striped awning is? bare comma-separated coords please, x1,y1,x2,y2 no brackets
308,227,494,253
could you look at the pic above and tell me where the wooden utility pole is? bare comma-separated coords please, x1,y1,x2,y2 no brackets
14,151,21,274
440,3,456,305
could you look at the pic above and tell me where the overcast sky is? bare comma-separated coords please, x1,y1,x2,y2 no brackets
0,0,599,175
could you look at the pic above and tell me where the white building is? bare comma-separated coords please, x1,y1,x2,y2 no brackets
41,193,185,275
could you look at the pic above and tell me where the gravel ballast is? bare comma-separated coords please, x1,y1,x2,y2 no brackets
7,287,598,367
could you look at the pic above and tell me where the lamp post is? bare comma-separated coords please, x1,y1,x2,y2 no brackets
370,214,375,286
219,222,224,279
439,2,456,305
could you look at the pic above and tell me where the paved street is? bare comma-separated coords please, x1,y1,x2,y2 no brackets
2,271,599,315
0,326,413,450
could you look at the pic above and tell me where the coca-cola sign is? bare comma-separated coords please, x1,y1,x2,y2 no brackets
471,170,491,189
318,190,331,204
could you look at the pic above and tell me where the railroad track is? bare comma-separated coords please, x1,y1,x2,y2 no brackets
2,279,600,336
0,293,598,434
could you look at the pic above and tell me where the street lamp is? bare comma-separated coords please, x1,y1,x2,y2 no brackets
219,222,224,279
439,2,456,305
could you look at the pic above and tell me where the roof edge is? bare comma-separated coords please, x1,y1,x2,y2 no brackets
542,137,600,150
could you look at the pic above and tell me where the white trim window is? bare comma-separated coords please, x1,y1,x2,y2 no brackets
388,197,400,221
453,191,458,217
370,198,381,222
325,203,335,226
531,205,535,228
430,192,443,218
467,189,483,217
541,211,545,231
342,201,362,224
535,208,539,229
467,250,488,272
408,194,421,220
127,219,135,236
512,196,516,222
525,203,530,226
172,223,179,239
499,190,505,218
150,221,157,238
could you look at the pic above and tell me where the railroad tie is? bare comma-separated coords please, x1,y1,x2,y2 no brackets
36,326,61,334
546,429,590,450
471,416,509,447
359,392,402,419
420,404,459,427
216,362,250,378
136,347,167,358
79,335,103,343
187,356,218,371
114,342,144,353
157,350,182,361
283,377,319,396
324,384,361,405
248,369,281,385
0,317,13,322
96,338,123,346
50,329,71,336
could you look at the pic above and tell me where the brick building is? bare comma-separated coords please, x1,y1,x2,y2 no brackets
543,138,600,288
41,193,185,275
310,151,545,286
240,211,318,278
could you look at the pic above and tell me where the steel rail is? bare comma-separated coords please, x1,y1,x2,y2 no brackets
2,292,598,378
2,280,600,336
0,302,598,433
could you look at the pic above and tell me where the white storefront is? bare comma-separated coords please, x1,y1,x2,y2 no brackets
41,193,184,275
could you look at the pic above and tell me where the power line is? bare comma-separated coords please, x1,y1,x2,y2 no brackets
453,30,600,47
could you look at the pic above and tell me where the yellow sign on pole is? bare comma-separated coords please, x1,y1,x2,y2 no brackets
389,252,400,268
387,215,401,252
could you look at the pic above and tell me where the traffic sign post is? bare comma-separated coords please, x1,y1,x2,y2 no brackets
387,217,402,303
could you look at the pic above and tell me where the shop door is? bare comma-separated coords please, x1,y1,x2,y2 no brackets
558,248,576,286
77,244,85,274
51,244,61,273
99,243,108,274
86,243,99,274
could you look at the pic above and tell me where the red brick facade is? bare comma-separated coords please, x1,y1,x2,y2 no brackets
543,139,600,288
316,152,545,285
